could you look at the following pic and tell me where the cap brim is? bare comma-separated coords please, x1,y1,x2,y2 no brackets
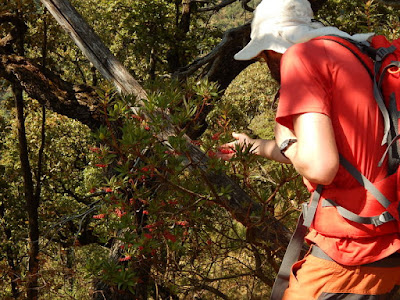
234,39,263,60
234,34,292,60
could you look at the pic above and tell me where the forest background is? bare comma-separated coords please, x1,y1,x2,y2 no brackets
0,0,399,299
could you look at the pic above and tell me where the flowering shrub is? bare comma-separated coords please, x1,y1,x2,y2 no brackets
87,78,307,298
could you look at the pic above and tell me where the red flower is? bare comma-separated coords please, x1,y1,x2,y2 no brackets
95,164,107,168
89,188,96,193
207,150,216,158
139,199,149,205
144,221,163,231
89,147,100,153
93,214,105,219
144,125,150,131
119,255,132,262
144,233,153,239
190,140,202,146
104,188,113,193
142,210,149,215
131,114,143,121
115,208,126,218
176,220,189,226
211,133,221,140
163,231,177,242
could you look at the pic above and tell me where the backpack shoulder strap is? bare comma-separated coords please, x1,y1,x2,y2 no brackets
315,35,394,148
270,185,323,300
270,212,308,300
313,35,374,78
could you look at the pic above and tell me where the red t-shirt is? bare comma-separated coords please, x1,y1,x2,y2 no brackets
276,38,400,265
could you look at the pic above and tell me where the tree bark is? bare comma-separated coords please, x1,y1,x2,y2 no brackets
0,54,104,130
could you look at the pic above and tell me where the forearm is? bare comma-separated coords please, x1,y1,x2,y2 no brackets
250,138,291,164
249,136,337,184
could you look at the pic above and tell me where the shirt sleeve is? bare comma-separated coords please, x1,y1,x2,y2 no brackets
276,40,332,129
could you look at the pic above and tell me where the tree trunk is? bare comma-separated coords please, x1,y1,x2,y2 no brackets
13,85,40,300
0,203,21,298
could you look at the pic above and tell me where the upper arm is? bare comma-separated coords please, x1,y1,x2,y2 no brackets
277,42,339,185
292,112,339,185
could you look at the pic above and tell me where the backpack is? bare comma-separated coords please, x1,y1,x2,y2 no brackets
319,35,400,175
270,35,400,300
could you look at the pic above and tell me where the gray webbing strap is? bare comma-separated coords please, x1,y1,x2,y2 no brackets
378,133,400,167
389,91,399,135
374,79,391,146
373,46,397,145
270,185,323,299
377,61,400,166
339,154,391,208
323,199,395,226
303,184,323,227
270,212,308,300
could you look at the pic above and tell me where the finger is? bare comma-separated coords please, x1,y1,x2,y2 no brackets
215,152,235,161
232,132,242,140
219,141,237,149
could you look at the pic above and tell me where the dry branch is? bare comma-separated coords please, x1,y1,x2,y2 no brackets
39,0,147,97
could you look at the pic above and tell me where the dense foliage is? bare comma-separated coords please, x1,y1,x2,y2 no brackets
0,0,399,298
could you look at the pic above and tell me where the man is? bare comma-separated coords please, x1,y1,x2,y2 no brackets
218,0,400,298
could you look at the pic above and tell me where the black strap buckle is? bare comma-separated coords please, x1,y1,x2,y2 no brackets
372,211,395,226
376,45,396,62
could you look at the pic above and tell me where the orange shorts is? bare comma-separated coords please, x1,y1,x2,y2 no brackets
282,252,400,300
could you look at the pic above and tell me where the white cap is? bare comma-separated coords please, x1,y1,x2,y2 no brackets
234,0,374,60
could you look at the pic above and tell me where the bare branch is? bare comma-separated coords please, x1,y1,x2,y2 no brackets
241,0,255,12
174,23,253,89
196,0,237,12
195,284,230,300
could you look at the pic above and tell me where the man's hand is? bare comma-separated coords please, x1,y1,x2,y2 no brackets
216,132,255,161
215,132,290,163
